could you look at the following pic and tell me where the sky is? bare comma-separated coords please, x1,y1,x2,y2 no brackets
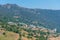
0,0,60,10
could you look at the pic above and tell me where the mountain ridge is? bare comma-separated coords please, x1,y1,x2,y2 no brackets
0,4,60,32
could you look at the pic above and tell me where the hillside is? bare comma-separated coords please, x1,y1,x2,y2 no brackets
0,21,60,40
0,29,19,40
0,4,60,32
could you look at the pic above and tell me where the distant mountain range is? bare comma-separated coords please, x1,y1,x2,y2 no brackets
0,4,60,32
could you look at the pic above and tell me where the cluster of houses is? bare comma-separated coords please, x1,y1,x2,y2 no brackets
7,21,57,34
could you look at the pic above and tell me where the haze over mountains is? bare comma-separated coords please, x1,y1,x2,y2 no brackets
0,4,60,32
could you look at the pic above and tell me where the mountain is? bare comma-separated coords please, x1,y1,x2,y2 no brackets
0,4,60,32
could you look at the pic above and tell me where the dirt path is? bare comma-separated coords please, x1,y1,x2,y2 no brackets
15,34,19,40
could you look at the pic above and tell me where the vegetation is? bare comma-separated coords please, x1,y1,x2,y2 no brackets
0,20,50,40
0,30,19,40
0,4,59,40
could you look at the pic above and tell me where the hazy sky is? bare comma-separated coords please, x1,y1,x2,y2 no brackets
0,0,60,10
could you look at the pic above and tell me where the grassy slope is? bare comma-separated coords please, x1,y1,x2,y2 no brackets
0,31,19,40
